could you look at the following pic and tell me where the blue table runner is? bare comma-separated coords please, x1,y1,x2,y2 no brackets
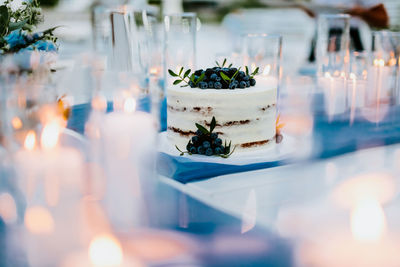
68,96,400,183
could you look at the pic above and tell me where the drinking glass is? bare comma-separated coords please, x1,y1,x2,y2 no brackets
109,6,158,74
92,5,112,57
316,14,350,77
163,12,197,88
242,33,282,92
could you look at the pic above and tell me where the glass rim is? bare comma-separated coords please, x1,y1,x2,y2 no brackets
241,33,282,40
373,30,400,38
106,5,158,16
164,12,197,18
318,13,351,19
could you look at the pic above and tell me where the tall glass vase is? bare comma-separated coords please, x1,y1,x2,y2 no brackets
163,12,197,88
316,14,350,78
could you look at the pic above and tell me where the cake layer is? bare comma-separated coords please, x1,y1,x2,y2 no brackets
167,84,277,151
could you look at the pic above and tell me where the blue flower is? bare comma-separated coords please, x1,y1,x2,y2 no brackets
5,30,26,48
33,40,57,52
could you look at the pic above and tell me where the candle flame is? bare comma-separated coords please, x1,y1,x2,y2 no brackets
24,131,36,151
89,234,123,267
150,67,159,75
262,64,271,76
11,116,22,130
373,59,385,67
351,197,386,242
92,95,108,112
124,97,136,113
24,206,54,234
388,58,397,67
41,121,61,150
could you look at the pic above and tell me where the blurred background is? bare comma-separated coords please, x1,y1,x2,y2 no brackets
38,0,400,76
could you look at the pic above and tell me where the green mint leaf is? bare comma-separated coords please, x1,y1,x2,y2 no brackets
168,69,178,77
179,67,183,76
228,63,233,68
220,145,236,158
173,80,182,85
220,72,230,82
195,72,205,85
181,84,189,87
245,66,249,76
222,58,227,67
252,67,259,76
231,67,241,80
195,123,209,134
189,73,195,83
215,61,220,67
210,117,216,133
175,145,183,153
183,69,191,78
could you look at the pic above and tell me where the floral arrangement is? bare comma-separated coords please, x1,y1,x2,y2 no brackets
0,0,57,54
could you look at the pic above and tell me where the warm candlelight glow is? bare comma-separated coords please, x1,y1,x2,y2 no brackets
24,206,54,234
89,234,123,267
351,197,387,242
324,72,331,78
41,121,61,149
262,64,271,76
373,58,385,67
11,116,23,129
150,67,159,75
0,192,17,224
388,58,397,67
24,131,36,151
92,95,108,112
333,70,340,77
123,98,136,114
332,173,396,209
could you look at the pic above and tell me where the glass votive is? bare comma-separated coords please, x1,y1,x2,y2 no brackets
347,52,368,122
316,14,350,77
368,31,400,106
163,12,197,87
242,33,282,92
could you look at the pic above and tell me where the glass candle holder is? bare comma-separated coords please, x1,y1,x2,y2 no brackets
368,31,400,106
346,51,369,124
316,14,350,77
163,12,197,88
242,33,282,94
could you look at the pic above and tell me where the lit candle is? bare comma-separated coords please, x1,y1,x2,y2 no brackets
100,98,156,230
349,73,357,125
14,122,85,266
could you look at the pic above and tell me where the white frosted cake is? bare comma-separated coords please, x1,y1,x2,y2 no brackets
167,80,277,152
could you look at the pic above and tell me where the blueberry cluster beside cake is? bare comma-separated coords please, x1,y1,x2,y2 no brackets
167,61,277,155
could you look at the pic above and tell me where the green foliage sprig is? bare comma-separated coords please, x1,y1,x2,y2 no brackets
0,0,58,54
175,117,236,158
245,66,260,79
168,67,205,87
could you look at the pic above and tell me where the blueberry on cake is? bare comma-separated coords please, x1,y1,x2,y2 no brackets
167,60,277,154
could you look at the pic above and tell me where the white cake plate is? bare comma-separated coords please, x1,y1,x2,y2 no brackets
158,132,296,166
